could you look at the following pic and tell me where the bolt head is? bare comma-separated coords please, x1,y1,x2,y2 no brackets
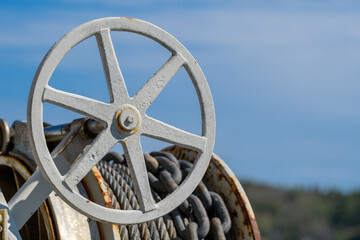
117,108,139,131
126,116,134,123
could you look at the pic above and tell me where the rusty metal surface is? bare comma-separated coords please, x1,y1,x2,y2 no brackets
164,145,261,240
48,192,95,240
82,166,120,240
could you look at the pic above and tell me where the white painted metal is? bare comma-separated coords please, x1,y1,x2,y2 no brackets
8,169,52,229
27,17,215,224
9,120,91,229
1,153,99,239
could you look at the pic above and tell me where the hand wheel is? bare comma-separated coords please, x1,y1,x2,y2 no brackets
28,17,215,224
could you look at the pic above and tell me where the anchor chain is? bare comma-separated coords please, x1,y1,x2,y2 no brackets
97,151,232,240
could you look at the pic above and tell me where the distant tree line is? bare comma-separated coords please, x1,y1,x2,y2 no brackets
242,181,360,240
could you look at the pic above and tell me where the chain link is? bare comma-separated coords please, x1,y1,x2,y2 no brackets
98,151,232,239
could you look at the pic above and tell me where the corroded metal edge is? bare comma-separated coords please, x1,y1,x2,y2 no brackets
163,145,261,240
82,166,120,240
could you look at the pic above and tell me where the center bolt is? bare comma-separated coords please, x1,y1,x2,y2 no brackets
117,108,139,131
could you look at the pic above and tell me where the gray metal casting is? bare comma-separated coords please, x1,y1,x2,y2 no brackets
26,17,216,224
43,119,106,142
44,123,70,142
0,119,10,154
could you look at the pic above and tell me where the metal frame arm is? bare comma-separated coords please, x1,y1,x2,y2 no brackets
8,119,94,229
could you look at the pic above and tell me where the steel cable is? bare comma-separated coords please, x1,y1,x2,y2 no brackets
98,161,167,240
107,187,130,240
98,165,143,240
96,151,232,240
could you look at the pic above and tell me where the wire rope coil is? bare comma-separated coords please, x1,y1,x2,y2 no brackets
97,151,232,240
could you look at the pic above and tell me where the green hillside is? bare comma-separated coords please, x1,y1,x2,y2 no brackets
242,181,360,240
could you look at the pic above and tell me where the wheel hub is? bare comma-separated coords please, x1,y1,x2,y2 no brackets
117,107,140,131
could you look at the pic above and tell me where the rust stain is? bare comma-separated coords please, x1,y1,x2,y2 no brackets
112,224,120,233
240,229,245,239
115,106,140,134
92,166,113,208
164,145,262,240
83,167,121,238
123,17,137,21
42,200,56,239
232,209,238,218
212,159,259,238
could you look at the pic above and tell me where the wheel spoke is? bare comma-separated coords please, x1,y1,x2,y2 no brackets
64,129,117,189
43,86,112,122
133,54,185,111
96,28,129,103
121,134,155,211
141,116,206,152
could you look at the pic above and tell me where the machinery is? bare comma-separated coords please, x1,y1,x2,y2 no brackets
0,17,260,239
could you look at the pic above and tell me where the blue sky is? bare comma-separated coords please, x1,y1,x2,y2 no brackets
1,1,360,191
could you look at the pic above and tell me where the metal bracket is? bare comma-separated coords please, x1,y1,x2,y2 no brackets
8,119,93,229
0,209,9,240
0,190,22,240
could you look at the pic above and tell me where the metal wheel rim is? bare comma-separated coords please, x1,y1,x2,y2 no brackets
28,17,215,224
